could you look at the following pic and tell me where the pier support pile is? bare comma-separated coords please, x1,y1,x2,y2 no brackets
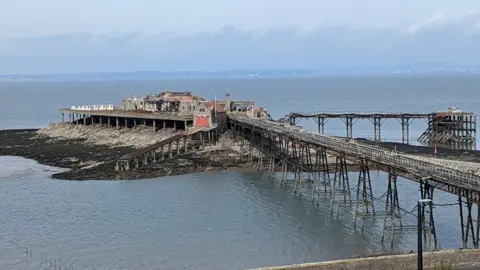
230,119,480,252
281,109,476,148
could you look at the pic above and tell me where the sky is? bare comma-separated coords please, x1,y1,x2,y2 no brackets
1,1,480,74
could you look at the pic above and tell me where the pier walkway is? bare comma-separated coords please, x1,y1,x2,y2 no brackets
115,127,209,171
232,115,480,191
229,114,480,249
277,110,476,145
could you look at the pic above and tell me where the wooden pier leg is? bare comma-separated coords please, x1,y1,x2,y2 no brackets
153,120,156,132
161,146,165,160
184,136,188,153
163,120,166,129
116,117,119,129
176,139,180,155
125,118,128,130
191,136,196,151
169,142,172,158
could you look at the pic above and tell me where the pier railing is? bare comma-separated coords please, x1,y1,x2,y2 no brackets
230,115,480,192
70,104,115,111
285,110,475,118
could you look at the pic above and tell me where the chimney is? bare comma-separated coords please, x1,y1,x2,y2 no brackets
225,93,231,112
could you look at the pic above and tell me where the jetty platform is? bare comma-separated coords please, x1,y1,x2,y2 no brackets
60,108,194,131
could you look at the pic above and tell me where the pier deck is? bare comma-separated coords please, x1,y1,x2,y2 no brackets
278,110,477,146
59,108,193,121
59,108,195,131
231,115,480,192
282,111,449,119
229,114,480,249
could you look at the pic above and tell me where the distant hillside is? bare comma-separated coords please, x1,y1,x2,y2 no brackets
1,67,479,81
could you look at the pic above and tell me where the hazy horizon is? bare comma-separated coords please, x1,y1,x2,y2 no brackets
1,1,480,74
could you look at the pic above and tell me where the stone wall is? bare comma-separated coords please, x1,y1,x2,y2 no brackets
254,250,480,270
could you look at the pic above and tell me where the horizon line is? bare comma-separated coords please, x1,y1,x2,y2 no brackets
1,66,480,78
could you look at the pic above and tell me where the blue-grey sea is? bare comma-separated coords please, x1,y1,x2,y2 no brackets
1,76,479,270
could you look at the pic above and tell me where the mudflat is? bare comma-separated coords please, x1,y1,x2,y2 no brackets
0,125,255,180
2,124,480,181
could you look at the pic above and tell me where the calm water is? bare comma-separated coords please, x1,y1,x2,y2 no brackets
1,76,479,269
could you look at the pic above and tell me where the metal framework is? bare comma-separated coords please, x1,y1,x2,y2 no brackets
278,111,476,146
354,158,375,231
229,114,480,250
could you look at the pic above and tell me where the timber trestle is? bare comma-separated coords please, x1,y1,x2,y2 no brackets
115,127,217,171
230,115,480,251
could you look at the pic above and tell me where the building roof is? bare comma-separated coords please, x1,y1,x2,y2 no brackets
160,90,194,102
205,101,226,113
251,105,261,111
232,100,255,106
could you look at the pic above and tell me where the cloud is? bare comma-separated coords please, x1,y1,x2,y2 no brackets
1,12,480,74
407,12,445,34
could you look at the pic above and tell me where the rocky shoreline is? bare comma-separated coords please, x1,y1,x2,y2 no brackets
2,125,480,181
0,126,260,180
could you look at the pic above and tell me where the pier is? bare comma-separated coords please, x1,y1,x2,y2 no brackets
115,127,215,171
57,90,480,251
229,113,480,250
60,107,194,131
279,108,477,147
59,91,268,171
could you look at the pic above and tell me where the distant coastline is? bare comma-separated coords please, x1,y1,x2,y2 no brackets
1,67,480,81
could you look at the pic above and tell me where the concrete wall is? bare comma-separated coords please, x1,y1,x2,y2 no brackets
179,101,193,115
121,98,144,110
253,250,480,270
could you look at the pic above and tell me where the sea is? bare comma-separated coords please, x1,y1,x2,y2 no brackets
1,75,480,270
